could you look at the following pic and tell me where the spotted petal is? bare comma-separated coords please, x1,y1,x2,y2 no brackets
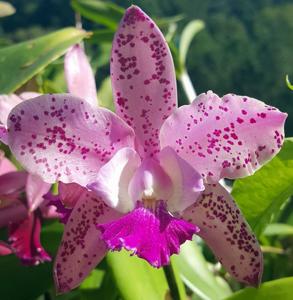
44,182,86,223
54,188,121,294
0,94,22,126
7,94,135,186
111,6,177,157
183,183,263,286
65,45,98,107
160,91,287,182
0,93,39,127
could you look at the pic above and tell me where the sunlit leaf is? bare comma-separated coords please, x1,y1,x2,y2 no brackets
0,1,15,18
232,138,293,237
263,223,293,236
0,27,88,93
91,29,115,44
224,277,293,300
286,75,293,91
71,0,124,30
173,240,232,300
97,76,114,111
179,20,205,67
106,250,169,300
155,14,184,28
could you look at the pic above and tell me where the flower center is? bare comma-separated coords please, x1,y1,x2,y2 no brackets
128,158,173,210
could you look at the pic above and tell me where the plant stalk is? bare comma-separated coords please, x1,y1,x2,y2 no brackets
163,263,181,300
179,69,196,103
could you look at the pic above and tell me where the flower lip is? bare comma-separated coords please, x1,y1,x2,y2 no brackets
97,200,199,268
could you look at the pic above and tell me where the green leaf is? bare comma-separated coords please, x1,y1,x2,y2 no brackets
172,240,232,300
90,29,115,44
155,14,184,28
0,256,53,300
71,0,124,30
263,223,293,236
286,74,293,91
0,27,88,94
168,41,184,77
106,250,169,300
232,138,293,237
179,20,205,67
97,76,114,111
0,1,15,17
224,277,293,300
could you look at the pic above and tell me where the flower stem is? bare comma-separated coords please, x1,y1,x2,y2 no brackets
163,263,181,300
179,69,197,103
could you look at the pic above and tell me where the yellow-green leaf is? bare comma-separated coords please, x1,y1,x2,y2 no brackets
225,277,293,300
107,250,169,300
0,27,88,93
232,138,293,237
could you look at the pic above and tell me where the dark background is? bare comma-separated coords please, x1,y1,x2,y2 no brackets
1,0,292,135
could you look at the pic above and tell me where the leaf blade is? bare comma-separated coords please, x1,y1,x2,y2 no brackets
232,138,293,237
0,27,88,93
224,277,293,300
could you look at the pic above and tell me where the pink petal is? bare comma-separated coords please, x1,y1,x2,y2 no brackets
0,94,22,126
0,241,12,255
0,201,27,228
43,182,85,223
0,125,8,144
65,44,98,107
54,188,121,293
111,6,177,157
0,153,17,175
128,157,173,207
8,213,51,265
88,147,141,212
19,92,40,100
158,147,205,212
98,200,199,267
39,201,60,219
7,94,135,186
160,91,287,182
0,171,27,199
183,183,263,286
26,174,51,212
59,182,86,208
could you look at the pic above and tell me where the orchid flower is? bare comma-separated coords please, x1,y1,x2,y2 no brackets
0,151,54,264
5,6,287,293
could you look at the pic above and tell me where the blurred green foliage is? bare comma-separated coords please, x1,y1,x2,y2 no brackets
1,0,292,134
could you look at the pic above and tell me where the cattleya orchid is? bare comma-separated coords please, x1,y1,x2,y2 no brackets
4,6,287,293
0,150,54,264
